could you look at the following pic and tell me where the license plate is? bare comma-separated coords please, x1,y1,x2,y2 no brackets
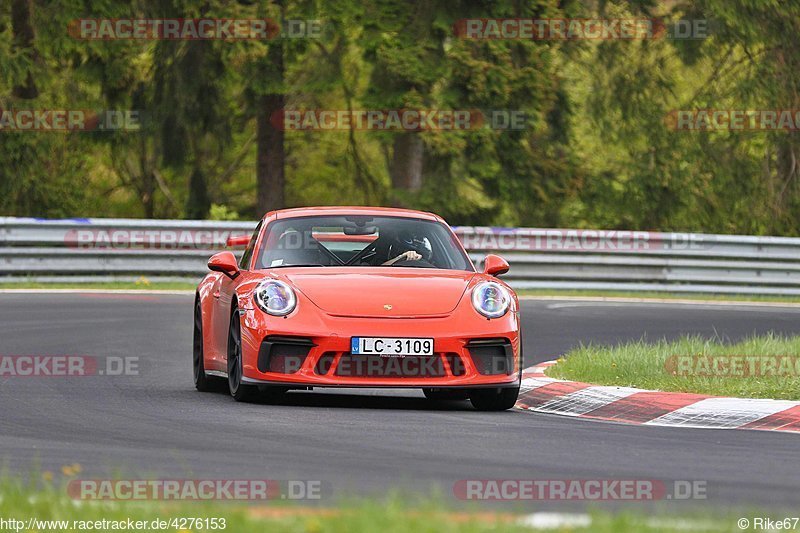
351,337,434,356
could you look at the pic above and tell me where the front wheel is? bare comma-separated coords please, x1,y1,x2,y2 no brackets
469,386,520,411
227,308,258,402
193,299,224,392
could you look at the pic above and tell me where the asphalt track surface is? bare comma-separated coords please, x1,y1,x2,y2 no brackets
1,292,800,512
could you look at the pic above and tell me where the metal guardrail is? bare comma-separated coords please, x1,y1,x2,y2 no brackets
2,217,800,295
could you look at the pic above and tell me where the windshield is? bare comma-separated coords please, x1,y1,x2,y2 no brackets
256,215,472,271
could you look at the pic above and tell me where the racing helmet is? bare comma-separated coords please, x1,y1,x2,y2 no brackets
390,228,433,262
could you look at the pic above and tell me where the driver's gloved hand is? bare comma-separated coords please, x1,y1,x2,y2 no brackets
383,250,422,265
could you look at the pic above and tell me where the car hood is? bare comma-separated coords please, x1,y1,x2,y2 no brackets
281,268,477,317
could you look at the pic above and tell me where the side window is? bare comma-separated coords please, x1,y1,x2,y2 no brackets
238,221,262,270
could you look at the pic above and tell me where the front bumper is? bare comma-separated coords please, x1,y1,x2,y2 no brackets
238,308,521,389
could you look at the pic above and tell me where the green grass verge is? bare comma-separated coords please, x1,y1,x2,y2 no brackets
517,289,800,304
0,475,758,532
547,334,800,400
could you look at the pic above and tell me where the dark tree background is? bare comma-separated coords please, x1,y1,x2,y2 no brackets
0,0,799,235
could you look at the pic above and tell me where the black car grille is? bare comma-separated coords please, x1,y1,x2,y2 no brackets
257,336,315,374
466,338,515,375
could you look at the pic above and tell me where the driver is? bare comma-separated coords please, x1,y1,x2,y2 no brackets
382,229,432,266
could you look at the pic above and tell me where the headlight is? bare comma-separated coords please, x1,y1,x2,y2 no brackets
471,281,511,318
254,280,297,316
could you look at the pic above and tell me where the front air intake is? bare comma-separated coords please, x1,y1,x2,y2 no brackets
466,338,515,375
257,336,315,374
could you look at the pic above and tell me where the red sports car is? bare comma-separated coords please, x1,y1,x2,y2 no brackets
194,206,521,410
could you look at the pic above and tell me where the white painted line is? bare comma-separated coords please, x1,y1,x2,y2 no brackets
0,289,195,295
518,512,592,529
645,397,800,429
517,512,728,531
534,385,642,416
519,376,558,395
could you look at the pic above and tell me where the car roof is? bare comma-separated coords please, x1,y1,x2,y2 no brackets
263,206,443,223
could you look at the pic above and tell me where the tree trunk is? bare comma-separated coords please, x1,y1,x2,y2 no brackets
11,0,38,99
256,43,285,216
186,166,210,219
390,133,424,195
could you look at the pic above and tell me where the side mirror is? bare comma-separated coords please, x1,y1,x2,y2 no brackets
208,251,240,279
483,254,509,277
226,234,251,247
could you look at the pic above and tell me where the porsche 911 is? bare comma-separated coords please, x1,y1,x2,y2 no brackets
194,206,521,410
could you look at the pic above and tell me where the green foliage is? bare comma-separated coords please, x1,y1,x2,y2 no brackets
548,333,800,400
0,474,746,533
1,0,799,236
208,203,240,221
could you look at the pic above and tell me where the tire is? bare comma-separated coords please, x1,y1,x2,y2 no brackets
227,307,258,402
193,298,223,392
422,388,469,402
469,386,520,411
